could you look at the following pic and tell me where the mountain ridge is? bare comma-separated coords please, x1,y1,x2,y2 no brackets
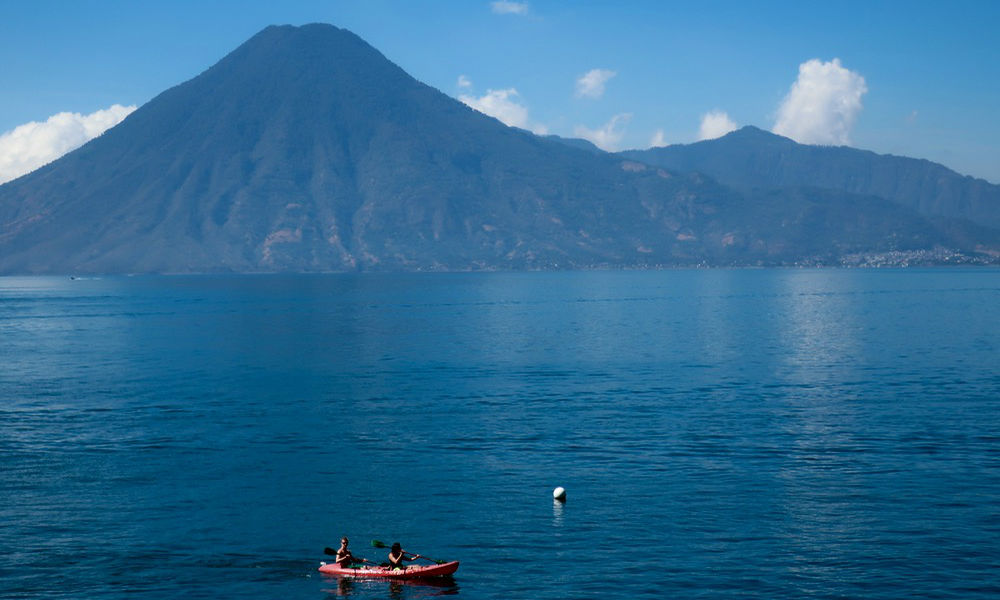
620,126,1000,230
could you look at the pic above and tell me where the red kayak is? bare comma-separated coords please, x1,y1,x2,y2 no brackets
318,561,459,579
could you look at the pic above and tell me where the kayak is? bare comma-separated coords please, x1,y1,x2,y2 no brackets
319,561,459,578
318,560,459,579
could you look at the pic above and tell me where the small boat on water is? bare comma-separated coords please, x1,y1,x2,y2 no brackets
318,560,459,579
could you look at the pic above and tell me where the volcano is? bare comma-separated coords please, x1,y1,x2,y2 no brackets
0,24,995,274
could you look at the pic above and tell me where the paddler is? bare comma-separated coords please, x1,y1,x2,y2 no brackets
387,542,420,570
335,536,360,567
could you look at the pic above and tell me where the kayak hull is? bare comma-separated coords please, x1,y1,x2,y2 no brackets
318,561,459,579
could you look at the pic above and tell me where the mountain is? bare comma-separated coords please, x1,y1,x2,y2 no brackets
0,25,996,274
621,126,1000,230
543,134,604,154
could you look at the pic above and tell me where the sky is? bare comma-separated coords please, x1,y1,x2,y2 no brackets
2,0,998,184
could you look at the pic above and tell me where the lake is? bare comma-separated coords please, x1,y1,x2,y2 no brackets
2,269,998,599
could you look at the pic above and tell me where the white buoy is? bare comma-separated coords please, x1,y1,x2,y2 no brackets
552,486,566,502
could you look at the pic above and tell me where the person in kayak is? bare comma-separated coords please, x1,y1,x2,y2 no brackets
387,542,420,570
335,537,360,567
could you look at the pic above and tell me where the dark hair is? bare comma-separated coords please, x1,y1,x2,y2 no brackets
391,542,401,552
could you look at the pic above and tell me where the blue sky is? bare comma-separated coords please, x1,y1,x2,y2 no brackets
2,0,998,183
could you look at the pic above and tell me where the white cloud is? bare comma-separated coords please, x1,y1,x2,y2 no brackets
649,129,667,148
575,68,616,99
491,1,528,15
0,104,136,185
459,88,547,134
698,110,738,141
573,113,632,151
457,74,472,88
772,58,867,145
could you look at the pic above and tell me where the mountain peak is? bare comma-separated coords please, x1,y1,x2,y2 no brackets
728,125,769,136
718,125,793,145
248,22,355,44
214,22,397,79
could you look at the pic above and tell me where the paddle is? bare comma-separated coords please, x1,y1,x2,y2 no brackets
370,539,447,564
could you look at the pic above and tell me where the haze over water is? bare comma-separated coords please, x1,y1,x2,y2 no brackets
2,269,998,599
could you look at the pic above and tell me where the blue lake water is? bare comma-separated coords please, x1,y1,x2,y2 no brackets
1,269,998,599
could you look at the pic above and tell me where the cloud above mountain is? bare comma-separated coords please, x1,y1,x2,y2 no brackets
575,69,616,99
491,1,528,15
772,58,867,145
698,110,738,141
459,87,547,134
574,113,631,151
0,104,135,185
649,129,667,148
